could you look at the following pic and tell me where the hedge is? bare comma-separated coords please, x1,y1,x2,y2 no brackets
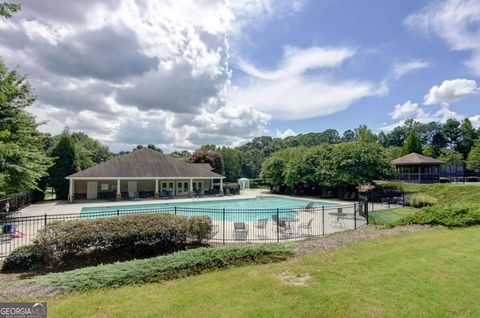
2,245,45,272
187,216,213,244
17,244,295,292
35,213,188,262
404,193,438,208
392,203,480,227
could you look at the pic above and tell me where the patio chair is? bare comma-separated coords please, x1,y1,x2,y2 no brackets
198,189,205,198
233,222,249,241
305,202,315,209
298,218,314,236
1,224,23,242
207,224,219,240
254,218,268,238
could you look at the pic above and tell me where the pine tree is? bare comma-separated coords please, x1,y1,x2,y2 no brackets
401,130,423,156
47,133,78,199
467,141,480,172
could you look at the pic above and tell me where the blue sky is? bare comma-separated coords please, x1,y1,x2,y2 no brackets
0,0,479,151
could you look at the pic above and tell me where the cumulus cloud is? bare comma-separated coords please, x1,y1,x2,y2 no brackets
423,79,479,105
390,101,426,120
405,0,480,75
275,129,297,138
2,0,309,151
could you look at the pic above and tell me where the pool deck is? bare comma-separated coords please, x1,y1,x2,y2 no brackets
17,189,350,217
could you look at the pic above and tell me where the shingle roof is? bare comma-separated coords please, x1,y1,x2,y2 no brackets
67,148,224,178
391,152,444,166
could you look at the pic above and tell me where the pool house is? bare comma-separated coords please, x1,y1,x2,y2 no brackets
66,148,225,202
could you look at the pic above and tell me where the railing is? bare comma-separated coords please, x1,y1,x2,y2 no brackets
0,202,370,259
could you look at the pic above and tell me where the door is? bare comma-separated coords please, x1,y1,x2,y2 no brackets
176,181,189,195
128,181,137,198
87,182,98,199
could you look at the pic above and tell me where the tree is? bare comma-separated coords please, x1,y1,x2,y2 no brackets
187,149,224,175
169,150,190,159
457,118,478,159
133,144,163,153
466,141,480,172
354,125,378,143
442,119,461,150
47,133,78,199
70,132,113,170
438,148,463,164
220,147,242,182
0,1,20,18
401,130,423,156
0,59,53,193
342,130,355,142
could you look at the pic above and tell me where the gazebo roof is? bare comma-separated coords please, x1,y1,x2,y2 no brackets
391,152,444,166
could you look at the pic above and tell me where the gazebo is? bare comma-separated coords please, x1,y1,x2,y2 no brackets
392,153,444,184
238,178,250,191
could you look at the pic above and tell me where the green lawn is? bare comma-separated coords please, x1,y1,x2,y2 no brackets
369,207,417,225
44,226,480,318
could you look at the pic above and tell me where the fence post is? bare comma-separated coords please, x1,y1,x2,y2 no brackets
222,208,225,246
365,201,369,225
276,208,280,242
354,203,357,230
322,205,325,236
44,213,47,227
117,209,119,217
175,206,177,216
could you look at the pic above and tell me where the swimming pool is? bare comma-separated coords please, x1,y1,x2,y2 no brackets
80,197,337,222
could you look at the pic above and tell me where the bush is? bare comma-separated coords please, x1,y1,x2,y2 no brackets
394,203,480,227
187,216,212,244
36,213,188,262
2,245,45,272
24,244,294,292
439,178,450,183
405,193,438,208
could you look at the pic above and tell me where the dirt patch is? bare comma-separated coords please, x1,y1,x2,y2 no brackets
0,283,63,300
276,272,311,286
295,224,434,256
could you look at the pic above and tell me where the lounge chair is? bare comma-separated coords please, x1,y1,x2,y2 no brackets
298,218,314,235
233,222,249,241
305,202,315,209
1,224,23,242
254,218,268,238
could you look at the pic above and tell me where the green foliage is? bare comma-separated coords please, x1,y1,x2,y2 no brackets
261,142,390,189
0,59,53,193
219,147,242,181
438,148,463,164
354,125,378,143
22,244,294,291
35,214,188,263
0,1,20,18
467,140,480,172
393,203,480,227
1,244,44,272
404,193,438,208
71,132,113,169
187,149,224,175
47,133,78,199
457,118,478,158
186,216,213,244
401,130,423,156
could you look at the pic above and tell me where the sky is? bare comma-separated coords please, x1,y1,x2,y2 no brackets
0,0,479,152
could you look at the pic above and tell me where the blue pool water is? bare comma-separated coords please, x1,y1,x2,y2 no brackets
80,197,336,222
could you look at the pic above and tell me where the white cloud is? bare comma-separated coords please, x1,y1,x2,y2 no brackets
275,129,297,138
390,101,426,120
1,0,307,151
231,46,378,120
391,60,429,79
405,0,480,75
423,79,479,105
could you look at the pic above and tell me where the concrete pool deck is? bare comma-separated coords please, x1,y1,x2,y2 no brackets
17,189,349,217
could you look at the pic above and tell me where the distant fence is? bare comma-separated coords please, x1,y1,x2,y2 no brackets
0,191,38,217
0,202,371,259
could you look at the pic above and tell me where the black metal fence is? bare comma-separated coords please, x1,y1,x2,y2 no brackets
0,202,369,259
0,191,37,218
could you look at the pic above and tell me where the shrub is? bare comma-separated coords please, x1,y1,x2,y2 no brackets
439,178,450,183
24,244,295,292
187,216,212,244
394,203,480,227
35,213,188,262
2,245,45,272
405,193,438,208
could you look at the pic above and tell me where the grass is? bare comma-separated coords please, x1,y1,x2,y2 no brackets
369,207,417,225
41,226,480,317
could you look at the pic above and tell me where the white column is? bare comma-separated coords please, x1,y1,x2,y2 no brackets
68,179,74,203
211,178,214,190
220,178,223,195
116,179,121,200
155,179,159,198
189,178,193,197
